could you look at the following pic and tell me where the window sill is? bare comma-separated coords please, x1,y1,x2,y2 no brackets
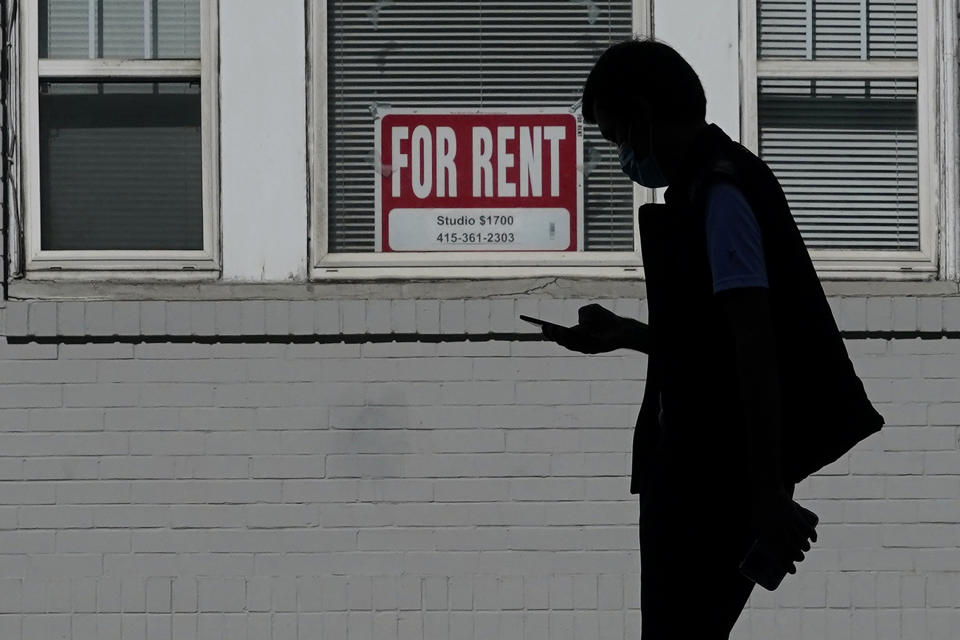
6,275,959,303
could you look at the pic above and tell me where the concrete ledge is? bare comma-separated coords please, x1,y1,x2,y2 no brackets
7,277,960,303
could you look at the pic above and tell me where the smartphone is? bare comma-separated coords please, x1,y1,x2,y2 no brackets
519,314,567,330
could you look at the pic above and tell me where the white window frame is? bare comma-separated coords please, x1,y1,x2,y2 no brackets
740,0,956,281
17,0,220,281
308,0,653,281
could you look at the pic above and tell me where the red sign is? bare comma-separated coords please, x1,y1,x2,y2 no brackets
374,109,583,252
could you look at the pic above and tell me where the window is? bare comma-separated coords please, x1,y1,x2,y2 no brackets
19,0,219,277
741,0,940,277
311,1,652,279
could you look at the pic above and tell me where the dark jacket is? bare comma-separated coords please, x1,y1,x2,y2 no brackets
630,124,884,515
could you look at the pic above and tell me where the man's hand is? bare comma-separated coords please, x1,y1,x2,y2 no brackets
540,303,649,354
749,488,818,573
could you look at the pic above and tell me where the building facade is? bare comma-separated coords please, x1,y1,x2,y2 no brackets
1,0,958,638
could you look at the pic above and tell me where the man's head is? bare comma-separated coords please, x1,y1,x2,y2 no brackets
582,38,707,185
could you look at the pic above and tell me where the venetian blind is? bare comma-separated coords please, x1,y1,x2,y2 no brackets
327,0,635,253
757,0,919,251
759,0,917,59
759,78,918,249
39,0,201,59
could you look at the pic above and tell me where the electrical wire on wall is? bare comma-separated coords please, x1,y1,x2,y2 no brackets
1,0,23,301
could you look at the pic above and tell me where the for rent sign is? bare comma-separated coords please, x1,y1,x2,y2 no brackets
374,108,583,252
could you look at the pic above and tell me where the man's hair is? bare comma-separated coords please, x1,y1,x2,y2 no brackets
581,38,706,126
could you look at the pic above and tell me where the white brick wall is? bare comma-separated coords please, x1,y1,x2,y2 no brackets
0,297,958,639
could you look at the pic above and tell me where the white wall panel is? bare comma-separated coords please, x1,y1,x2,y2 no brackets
220,0,307,280
654,0,741,141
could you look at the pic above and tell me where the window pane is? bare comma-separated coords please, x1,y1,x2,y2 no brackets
758,77,918,250
39,0,200,59
327,0,634,253
758,0,917,60
39,82,203,251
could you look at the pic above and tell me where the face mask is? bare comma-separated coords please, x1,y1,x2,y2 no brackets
618,142,669,188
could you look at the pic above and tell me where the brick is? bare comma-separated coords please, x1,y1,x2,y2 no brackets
849,451,922,475
28,301,57,336
825,571,852,607
516,381,590,405
871,402,925,425
4,302,27,335
215,301,243,335
264,301,290,334
423,576,448,610
165,301,191,335
915,549,960,571
881,425,956,450
923,355,960,378
439,299,466,334
415,300,440,334
289,301,315,334
464,299,489,333
397,575,421,611
365,299,391,334
925,573,960,607
918,297,943,332
838,297,867,332
891,296,918,332
866,296,893,331
239,300,266,335
113,302,140,336
924,452,960,474
0,360,95,384
883,524,958,548
928,609,960,640
854,355,923,378
838,549,915,571
900,573,925,606
57,302,85,335
808,476,885,499
340,300,365,335
390,299,416,333
875,610,900,638
597,574,623,610
139,301,165,334
548,574,574,609
886,475,960,499
489,299,515,333
843,499,917,524
198,577,245,612
943,298,960,331
84,302,114,336
918,499,960,522
850,609,874,638
0,385,62,408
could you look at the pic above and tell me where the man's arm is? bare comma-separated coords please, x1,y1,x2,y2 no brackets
716,286,786,505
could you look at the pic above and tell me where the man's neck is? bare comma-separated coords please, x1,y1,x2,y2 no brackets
659,120,709,184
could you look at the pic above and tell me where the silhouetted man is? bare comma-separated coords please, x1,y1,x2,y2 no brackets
540,38,883,638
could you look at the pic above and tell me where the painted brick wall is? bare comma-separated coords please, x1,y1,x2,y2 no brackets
0,297,957,640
